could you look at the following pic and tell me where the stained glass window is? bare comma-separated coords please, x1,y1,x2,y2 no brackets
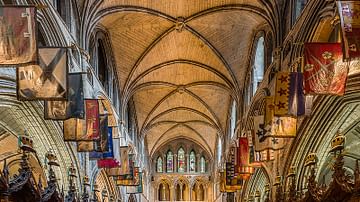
200,156,206,173
157,156,163,173
189,150,196,173
295,0,308,20
252,36,264,95
178,148,186,172
166,150,173,173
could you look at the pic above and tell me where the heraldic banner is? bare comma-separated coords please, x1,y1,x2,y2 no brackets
304,43,348,95
337,1,360,59
44,73,84,120
0,6,37,65
17,47,68,100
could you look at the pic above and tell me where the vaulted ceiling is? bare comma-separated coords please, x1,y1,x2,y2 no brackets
95,0,270,157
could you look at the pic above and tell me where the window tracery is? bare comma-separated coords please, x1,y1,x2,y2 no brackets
200,156,206,173
166,150,174,173
189,150,196,173
178,147,186,173
157,156,163,173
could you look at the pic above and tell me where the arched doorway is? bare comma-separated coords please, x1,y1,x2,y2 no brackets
191,182,205,201
158,182,170,201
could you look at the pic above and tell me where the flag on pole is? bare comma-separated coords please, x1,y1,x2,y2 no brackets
0,6,37,65
274,72,305,116
304,43,349,95
337,1,360,59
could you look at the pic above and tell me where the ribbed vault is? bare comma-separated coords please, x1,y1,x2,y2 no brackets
95,1,269,155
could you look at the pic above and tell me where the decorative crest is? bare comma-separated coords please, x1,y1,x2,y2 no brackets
304,153,317,167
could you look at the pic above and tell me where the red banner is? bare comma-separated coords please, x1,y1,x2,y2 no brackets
97,158,119,168
85,99,100,139
304,43,348,95
238,137,249,166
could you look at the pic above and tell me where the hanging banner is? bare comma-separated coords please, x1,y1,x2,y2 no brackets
89,127,114,159
85,99,100,139
126,173,143,193
274,72,305,116
337,1,360,59
270,117,297,137
225,163,242,191
264,96,275,127
115,174,133,186
253,116,285,151
77,141,96,152
253,116,268,144
89,150,103,160
119,146,130,175
44,73,84,120
304,43,348,95
98,99,117,127
97,158,119,168
116,167,140,186
105,167,122,176
63,118,85,141
115,166,139,186
102,126,113,158
229,146,237,167
94,115,109,152
0,6,37,65
238,137,249,166
17,47,68,100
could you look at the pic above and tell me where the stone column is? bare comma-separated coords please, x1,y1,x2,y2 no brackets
170,185,175,201
185,154,189,173
196,154,201,173
163,155,166,172
174,154,177,173
180,184,183,201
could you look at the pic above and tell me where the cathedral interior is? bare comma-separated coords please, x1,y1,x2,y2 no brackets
0,0,359,201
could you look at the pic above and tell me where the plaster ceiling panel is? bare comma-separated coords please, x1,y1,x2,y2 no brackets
151,109,215,126
183,122,218,152
147,124,213,156
133,86,177,129
144,91,218,128
187,11,264,88
145,122,178,152
128,30,233,87
187,85,232,130
99,0,264,19
132,63,230,89
100,12,174,90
